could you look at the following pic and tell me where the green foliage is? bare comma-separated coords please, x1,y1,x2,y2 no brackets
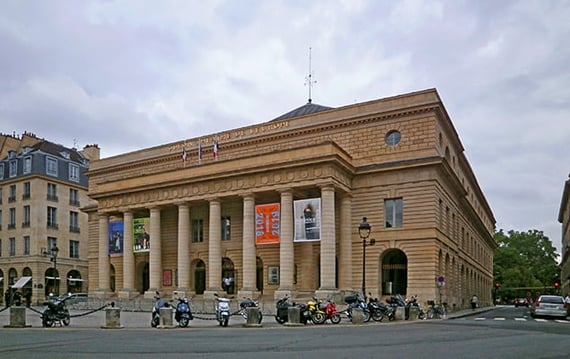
493,229,560,296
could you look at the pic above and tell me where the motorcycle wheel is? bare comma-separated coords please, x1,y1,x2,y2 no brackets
223,317,229,327
312,311,326,325
62,316,71,326
372,311,384,322
363,310,371,323
388,312,396,321
42,312,54,328
151,316,159,328
330,313,341,324
275,315,286,324
179,317,189,327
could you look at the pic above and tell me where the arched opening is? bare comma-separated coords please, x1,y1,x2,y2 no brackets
44,267,59,296
67,270,84,294
256,257,263,293
381,249,408,296
222,257,235,295
22,267,33,305
8,268,17,286
193,260,206,295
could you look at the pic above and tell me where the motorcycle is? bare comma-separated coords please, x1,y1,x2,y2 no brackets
151,291,170,328
319,298,341,324
306,297,326,324
172,294,193,327
214,293,232,327
387,294,414,320
367,293,395,322
343,292,371,322
42,293,72,327
274,295,308,325
407,295,426,320
239,297,263,324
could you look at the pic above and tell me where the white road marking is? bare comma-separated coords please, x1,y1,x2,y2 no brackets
474,317,486,321
493,317,506,321
514,318,526,321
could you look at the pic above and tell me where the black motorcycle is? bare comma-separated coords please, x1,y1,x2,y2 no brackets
367,293,395,322
151,291,170,328
407,295,426,320
343,293,371,322
274,295,308,325
172,295,193,327
42,293,72,327
387,294,413,320
239,297,263,324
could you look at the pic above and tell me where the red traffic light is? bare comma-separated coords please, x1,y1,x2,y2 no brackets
554,282,560,288
494,282,501,289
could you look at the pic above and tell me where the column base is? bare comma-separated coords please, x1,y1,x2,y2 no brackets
315,289,340,301
117,289,138,299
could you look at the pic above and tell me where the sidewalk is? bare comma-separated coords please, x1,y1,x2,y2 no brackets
446,305,496,319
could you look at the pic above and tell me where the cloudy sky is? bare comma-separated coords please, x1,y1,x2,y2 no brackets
1,1,569,253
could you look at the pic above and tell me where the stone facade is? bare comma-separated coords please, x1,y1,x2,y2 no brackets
86,88,496,310
559,177,570,295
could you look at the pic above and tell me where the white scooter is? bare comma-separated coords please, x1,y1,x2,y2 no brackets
214,293,232,327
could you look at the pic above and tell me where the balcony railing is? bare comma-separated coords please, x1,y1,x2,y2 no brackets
69,226,81,233
22,221,30,228
47,223,59,230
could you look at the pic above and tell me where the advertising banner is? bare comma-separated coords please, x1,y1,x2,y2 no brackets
294,198,321,241
255,203,281,244
108,221,124,254
133,217,151,252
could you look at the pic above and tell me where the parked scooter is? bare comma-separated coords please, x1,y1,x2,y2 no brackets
214,293,232,327
343,292,371,322
406,295,426,320
274,295,308,325
320,298,341,324
42,293,72,327
151,291,170,328
238,297,263,324
367,293,395,322
387,294,411,320
172,292,193,327
306,297,326,324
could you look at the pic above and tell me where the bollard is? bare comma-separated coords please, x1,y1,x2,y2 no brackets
158,307,175,329
408,306,419,321
351,308,364,325
3,306,31,328
244,307,262,327
284,306,303,326
395,306,405,320
101,307,124,329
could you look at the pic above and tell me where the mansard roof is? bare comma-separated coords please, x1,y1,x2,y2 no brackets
270,100,334,122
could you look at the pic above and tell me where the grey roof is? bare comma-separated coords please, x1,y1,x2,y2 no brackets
271,100,334,122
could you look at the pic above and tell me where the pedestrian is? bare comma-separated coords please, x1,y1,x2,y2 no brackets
470,294,478,310
4,289,10,307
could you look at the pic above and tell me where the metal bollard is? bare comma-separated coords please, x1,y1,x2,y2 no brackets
158,307,175,329
351,308,364,325
3,306,30,328
244,307,262,327
284,306,303,326
101,307,124,329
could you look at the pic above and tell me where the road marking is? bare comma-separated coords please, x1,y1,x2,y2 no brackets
493,317,506,321
534,318,547,322
554,320,570,324
474,318,486,321
514,318,526,321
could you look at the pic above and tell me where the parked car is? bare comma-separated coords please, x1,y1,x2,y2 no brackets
514,298,529,307
530,295,567,318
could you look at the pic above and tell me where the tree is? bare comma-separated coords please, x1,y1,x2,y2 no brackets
493,229,560,299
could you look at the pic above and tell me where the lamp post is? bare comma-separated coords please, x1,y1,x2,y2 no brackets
44,246,59,296
359,217,375,300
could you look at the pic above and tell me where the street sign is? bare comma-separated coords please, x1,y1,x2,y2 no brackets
437,276,445,283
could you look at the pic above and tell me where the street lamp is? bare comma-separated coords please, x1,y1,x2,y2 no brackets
359,217,375,299
44,246,59,296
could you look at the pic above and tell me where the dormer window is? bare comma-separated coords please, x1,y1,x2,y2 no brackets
8,150,16,159
46,156,58,177
23,156,32,174
60,151,70,160
9,160,18,177
69,163,79,182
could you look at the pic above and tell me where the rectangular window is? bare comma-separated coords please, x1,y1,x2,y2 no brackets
384,198,403,228
9,184,16,202
70,240,80,258
69,188,80,206
47,183,58,201
9,160,18,177
23,182,31,200
9,208,16,229
23,156,32,174
9,237,15,256
221,216,231,241
47,206,58,229
191,219,204,243
0,163,4,179
47,237,57,252
46,156,58,176
70,211,80,233
23,205,30,227
69,163,80,182
0,209,2,230
24,236,30,255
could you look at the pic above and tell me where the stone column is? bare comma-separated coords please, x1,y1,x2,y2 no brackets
177,203,191,294
338,193,353,292
316,185,337,298
119,211,136,298
146,207,161,297
95,214,111,297
205,198,222,297
240,194,256,298
275,190,294,298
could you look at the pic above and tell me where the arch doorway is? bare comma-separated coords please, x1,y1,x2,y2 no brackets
193,260,206,295
222,258,235,295
381,249,408,296
136,262,149,294
44,267,59,296
67,270,84,293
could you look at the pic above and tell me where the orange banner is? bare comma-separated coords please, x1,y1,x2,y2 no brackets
255,203,280,245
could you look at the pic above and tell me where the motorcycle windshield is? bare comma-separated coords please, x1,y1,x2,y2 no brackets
218,302,230,311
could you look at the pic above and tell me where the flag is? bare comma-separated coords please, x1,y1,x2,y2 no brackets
198,142,202,162
182,145,187,163
213,140,219,159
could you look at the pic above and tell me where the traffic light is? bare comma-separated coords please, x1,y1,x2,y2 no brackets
554,282,560,289
494,282,501,289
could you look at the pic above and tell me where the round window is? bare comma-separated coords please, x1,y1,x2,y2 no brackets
385,130,401,146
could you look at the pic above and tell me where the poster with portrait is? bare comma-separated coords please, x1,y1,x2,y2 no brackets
108,221,124,254
255,203,280,245
294,198,321,241
133,217,151,252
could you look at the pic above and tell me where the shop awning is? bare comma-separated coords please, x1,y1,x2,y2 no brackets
11,276,32,288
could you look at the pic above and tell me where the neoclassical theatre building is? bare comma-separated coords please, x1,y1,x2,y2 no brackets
86,88,496,310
